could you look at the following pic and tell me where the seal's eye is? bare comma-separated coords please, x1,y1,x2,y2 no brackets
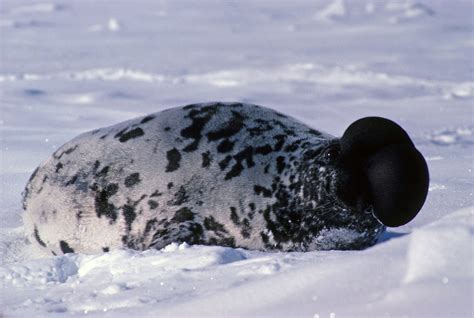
324,145,340,163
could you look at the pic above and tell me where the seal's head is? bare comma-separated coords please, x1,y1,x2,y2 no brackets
299,117,429,250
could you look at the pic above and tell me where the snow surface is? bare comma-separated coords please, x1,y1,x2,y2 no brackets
0,0,473,317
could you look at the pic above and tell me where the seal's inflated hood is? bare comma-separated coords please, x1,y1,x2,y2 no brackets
340,117,429,227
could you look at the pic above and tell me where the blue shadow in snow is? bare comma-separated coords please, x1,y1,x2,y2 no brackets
24,89,46,96
377,231,408,244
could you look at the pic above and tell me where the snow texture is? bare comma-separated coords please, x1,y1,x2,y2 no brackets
1,0,473,317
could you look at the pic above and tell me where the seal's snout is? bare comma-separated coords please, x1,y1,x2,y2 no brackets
340,117,429,227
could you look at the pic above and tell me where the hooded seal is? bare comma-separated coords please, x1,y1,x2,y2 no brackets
22,102,429,255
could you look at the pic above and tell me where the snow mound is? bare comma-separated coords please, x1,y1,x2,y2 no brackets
89,18,122,32
0,68,165,83
0,254,78,287
1,243,254,315
428,126,474,146
10,3,64,15
444,82,474,99
314,0,347,22
2,209,472,317
1,63,471,101
403,206,473,284
386,1,435,23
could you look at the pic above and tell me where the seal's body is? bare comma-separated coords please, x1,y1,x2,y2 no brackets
23,103,429,255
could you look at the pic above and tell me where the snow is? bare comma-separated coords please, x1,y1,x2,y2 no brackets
1,0,473,317
314,0,347,22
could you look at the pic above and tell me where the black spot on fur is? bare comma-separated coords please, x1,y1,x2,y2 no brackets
219,155,233,171
150,190,162,197
172,207,195,223
96,166,109,177
255,145,273,155
151,228,169,245
34,226,47,247
54,145,78,160
168,186,189,206
264,164,270,174
166,148,181,172
94,183,119,222
181,106,217,152
204,216,228,234
121,235,131,248
276,156,286,174
272,120,296,136
144,218,158,236
208,237,236,247
273,134,286,151
248,119,274,136
167,182,174,189
202,151,212,168
164,127,171,132
64,145,78,155
224,146,255,180
140,115,155,124
131,194,147,207
123,204,137,232
260,232,269,244
217,139,235,153
103,247,110,252
248,203,256,219
115,128,127,138
234,146,254,168
230,207,240,225
181,116,210,151
241,218,252,238
206,111,245,141
183,103,199,110
225,162,244,180
60,241,74,254
117,127,145,143
65,175,78,186
148,200,159,209
27,167,39,184
284,141,302,152
228,207,252,239
308,129,322,136
185,223,204,244
124,173,141,188
55,162,63,173
254,185,273,198
302,147,324,161
92,160,101,172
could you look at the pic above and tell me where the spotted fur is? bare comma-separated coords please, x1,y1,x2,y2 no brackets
22,103,384,255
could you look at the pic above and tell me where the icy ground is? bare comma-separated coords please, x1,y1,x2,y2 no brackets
0,0,473,317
